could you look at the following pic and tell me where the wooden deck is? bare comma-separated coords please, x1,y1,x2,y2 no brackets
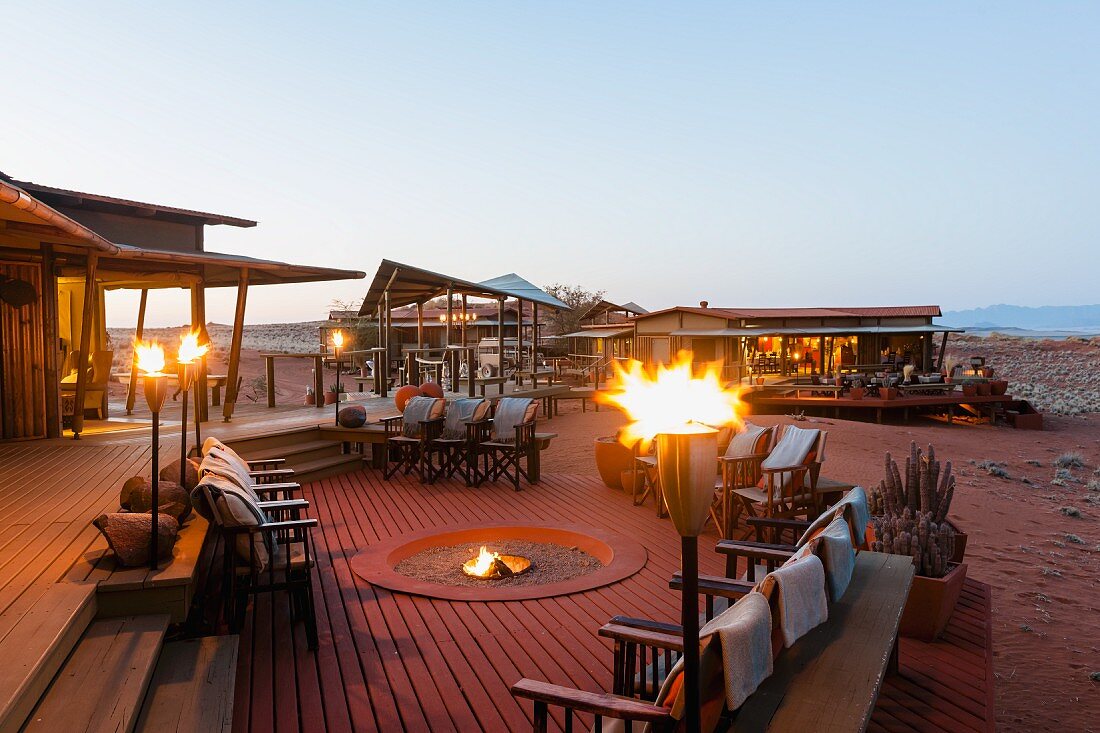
747,390,1017,425
234,468,996,733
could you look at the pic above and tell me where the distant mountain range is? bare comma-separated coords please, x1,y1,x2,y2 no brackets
942,304,1100,331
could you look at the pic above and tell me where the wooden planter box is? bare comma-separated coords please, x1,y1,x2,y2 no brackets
900,562,967,641
945,520,967,564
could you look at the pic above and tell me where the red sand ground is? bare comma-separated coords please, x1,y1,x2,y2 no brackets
538,403,1100,733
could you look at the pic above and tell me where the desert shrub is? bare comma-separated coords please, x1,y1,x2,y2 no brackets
1064,534,1084,544
978,460,1009,479
1054,452,1086,469
1060,506,1082,518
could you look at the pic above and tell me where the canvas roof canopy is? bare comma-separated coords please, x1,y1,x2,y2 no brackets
359,260,571,314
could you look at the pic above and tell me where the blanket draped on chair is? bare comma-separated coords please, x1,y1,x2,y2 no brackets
758,553,829,648
491,398,533,442
401,396,437,438
442,398,482,440
760,426,819,493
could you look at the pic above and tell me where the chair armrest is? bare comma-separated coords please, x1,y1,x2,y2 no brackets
760,463,810,474
606,616,683,635
379,415,404,424
247,458,286,469
745,516,811,532
510,679,671,725
714,540,795,564
257,499,309,511
670,572,756,599
247,518,319,533
249,468,295,484
718,453,769,464
251,482,300,498
598,623,685,653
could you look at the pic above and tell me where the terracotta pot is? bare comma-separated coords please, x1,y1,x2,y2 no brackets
900,562,967,641
849,387,865,400
305,392,317,405
880,387,897,400
977,382,992,396
620,469,646,495
962,383,978,397
755,377,765,386
324,391,339,405
594,436,634,490
990,379,1009,396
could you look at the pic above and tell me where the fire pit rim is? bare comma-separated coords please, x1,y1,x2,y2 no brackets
350,522,647,602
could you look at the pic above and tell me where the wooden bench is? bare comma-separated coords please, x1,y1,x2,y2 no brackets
512,552,914,732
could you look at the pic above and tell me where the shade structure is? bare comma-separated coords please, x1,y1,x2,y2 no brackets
560,327,631,339
477,273,570,311
655,428,719,537
358,260,515,314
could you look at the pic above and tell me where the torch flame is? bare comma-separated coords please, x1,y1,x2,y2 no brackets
177,330,209,364
600,351,743,447
465,546,501,577
133,340,166,375
332,330,345,349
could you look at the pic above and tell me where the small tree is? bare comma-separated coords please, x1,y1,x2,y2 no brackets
542,283,605,336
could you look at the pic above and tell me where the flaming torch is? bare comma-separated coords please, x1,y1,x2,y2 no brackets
135,340,169,570
601,353,742,733
331,330,345,426
177,331,209,485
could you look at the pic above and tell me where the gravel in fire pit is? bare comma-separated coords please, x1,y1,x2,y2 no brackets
393,540,602,588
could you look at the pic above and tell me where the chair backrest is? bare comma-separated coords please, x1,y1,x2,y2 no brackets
89,350,114,386
490,397,536,441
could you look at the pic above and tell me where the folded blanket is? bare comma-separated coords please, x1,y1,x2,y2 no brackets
651,592,772,732
811,515,857,602
838,485,871,547
758,553,829,648
442,398,482,440
725,422,768,459
491,397,533,442
401,396,437,438
201,447,259,499
761,425,819,492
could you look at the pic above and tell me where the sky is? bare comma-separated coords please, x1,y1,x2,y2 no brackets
3,2,1099,327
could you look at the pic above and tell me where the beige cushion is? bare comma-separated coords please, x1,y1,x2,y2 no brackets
215,488,270,571
725,422,768,459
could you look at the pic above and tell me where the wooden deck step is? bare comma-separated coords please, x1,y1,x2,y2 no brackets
134,635,238,733
22,614,169,733
0,583,97,733
291,453,365,483
244,438,343,464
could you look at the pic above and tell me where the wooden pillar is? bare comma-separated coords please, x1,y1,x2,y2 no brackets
190,282,209,423
938,331,949,372
528,301,536,372
461,295,468,347
125,289,148,415
516,298,524,380
70,253,98,438
445,285,453,347
416,301,424,349
222,269,249,421
384,289,392,384
40,245,62,438
921,334,933,373
497,297,505,379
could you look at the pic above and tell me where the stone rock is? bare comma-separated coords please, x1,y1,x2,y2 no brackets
93,512,180,567
159,457,200,490
338,404,368,428
124,477,193,523
119,475,146,510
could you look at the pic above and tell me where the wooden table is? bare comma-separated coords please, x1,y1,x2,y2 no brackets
260,353,325,409
516,370,556,388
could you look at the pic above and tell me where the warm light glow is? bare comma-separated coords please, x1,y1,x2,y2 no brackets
134,340,166,375
464,546,501,578
177,331,209,364
600,351,743,447
332,330,345,349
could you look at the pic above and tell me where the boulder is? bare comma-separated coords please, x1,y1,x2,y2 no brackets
124,477,193,523
338,404,368,428
93,512,180,567
119,475,146,510
159,457,201,490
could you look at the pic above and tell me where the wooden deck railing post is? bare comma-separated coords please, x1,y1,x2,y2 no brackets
126,289,148,415
70,252,98,439
222,269,248,421
40,245,62,438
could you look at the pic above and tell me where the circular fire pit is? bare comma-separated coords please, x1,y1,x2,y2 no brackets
350,523,647,602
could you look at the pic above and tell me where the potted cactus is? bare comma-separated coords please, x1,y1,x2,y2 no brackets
324,383,346,405
869,443,967,641
849,379,865,400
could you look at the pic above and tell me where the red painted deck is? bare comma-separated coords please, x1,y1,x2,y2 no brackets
234,469,995,732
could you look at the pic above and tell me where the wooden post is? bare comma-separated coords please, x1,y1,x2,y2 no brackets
222,269,248,421
266,357,276,407
938,331,949,372
516,298,524,383
70,253,98,438
414,300,424,386
40,245,62,438
313,355,324,408
497,297,505,381
190,282,209,423
532,302,539,372
461,294,468,347
125,289,148,415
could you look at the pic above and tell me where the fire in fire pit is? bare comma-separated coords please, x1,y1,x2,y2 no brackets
461,546,532,580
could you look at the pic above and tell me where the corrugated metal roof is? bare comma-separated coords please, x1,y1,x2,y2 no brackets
671,323,963,337
561,328,631,338
478,273,571,310
638,305,942,320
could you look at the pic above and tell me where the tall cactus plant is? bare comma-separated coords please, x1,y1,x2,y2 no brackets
869,442,957,578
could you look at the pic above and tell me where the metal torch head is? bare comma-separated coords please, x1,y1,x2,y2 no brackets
655,428,719,537
176,361,195,392
143,373,169,413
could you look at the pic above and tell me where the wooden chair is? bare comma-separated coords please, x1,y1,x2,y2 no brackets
731,425,827,525
197,480,319,649
60,349,113,419
200,437,300,500
426,398,489,485
381,396,444,483
711,424,777,539
472,397,539,491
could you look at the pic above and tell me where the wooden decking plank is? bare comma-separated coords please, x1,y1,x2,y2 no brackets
134,635,238,733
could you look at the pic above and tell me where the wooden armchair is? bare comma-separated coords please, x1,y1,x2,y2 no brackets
381,396,445,483
711,424,777,538
198,482,319,649
474,398,539,491
60,349,113,419
427,398,489,486
731,426,828,524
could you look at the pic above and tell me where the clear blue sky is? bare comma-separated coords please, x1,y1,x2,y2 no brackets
3,2,1098,326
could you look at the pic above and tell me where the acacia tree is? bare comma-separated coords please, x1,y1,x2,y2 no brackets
542,283,605,335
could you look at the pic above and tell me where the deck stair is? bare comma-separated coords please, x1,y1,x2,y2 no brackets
222,426,364,482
